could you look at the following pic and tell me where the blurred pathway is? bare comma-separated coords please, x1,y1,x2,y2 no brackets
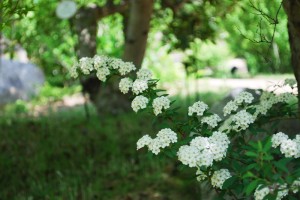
163,77,293,96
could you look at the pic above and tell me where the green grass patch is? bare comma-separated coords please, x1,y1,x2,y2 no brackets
0,101,207,199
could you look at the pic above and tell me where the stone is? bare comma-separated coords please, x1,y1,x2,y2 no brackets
0,58,45,105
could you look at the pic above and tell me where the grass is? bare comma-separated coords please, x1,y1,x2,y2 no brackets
0,89,227,200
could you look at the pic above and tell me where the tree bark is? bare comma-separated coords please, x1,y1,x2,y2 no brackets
283,0,300,114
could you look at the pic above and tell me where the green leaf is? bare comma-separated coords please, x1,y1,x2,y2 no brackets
245,179,259,196
274,159,292,173
222,176,237,189
244,163,259,171
263,138,272,152
245,151,257,157
243,171,255,179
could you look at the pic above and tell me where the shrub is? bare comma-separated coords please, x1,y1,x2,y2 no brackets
71,55,300,199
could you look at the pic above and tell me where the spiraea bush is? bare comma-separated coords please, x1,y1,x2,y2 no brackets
71,55,300,200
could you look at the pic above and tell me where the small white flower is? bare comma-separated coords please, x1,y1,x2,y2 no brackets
223,100,238,116
137,68,153,81
201,114,222,128
132,79,148,95
137,135,152,150
152,96,171,115
188,101,208,116
254,185,270,200
211,169,231,189
131,95,149,112
119,77,133,94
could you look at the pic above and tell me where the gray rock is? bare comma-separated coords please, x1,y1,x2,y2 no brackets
0,58,45,105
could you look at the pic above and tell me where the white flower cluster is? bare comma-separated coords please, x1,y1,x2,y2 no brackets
232,110,255,131
254,100,273,116
118,61,136,75
223,101,238,116
223,91,254,116
96,66,110,81
177,131,230,167
254,182,299,200
70,63,79,78
137,68,152,81
79,57,93,74
271,132,300,158
276,184,288,200
188,101,208,116
119,77,133,94
253,91,297,117
132,79,148,94
201,114,222,128
136,128,177,155
131,95,149,112
235,91,254,104
254,185,270,200
275,92,297,104
271,132,289,148
70,55,136,80
152,96,171,115
291,178,300,193
211,169,231,189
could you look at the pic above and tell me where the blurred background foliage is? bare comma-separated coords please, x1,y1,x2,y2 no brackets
2,0,290,86
0,0,296,199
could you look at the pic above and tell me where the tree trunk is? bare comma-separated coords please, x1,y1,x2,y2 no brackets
122,0,154,67
71,6,102,104
72,1,154,116
283,0,300,115
90,0,154,116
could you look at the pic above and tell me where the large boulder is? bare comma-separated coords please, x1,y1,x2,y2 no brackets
0,58,45,105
